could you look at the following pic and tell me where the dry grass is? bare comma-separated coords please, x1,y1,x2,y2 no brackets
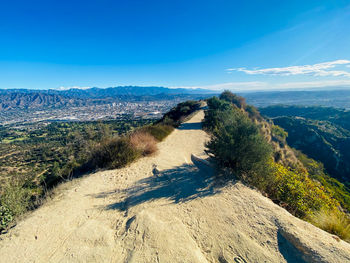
139,125,174,141
86,137,140,170
309,209,350,242
130,131,158,156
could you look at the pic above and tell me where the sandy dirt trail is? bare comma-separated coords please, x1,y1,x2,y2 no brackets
0,110,350,263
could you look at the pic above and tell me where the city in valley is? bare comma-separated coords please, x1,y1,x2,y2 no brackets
0,100,178,126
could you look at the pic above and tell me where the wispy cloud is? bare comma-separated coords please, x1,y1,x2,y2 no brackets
227,60,350,77
173,79,350,92
171,82,267,91
274,79,350,89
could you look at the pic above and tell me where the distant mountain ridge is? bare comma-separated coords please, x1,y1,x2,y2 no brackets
3,87,350,111
0,86,215,96
0,86,216,110
49,86,215,98
0,92,81,110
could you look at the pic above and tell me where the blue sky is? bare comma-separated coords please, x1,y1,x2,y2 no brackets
1,0,350,91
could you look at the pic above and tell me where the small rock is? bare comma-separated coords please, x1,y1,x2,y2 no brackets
332,235,341,242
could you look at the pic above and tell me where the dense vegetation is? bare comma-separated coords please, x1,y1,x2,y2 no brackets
260,105,350,131
204,92,350,241
160,100,201,127
204,96,272,186
0,101,200,232
137,124,174,141
260,105,350,184
294,150,350,212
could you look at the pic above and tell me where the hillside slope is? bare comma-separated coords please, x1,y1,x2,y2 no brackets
271,116,350,182
0,111,349,262
260,105,350,183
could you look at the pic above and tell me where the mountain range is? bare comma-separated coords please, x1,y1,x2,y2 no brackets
0,86,216,110
2,87,350,112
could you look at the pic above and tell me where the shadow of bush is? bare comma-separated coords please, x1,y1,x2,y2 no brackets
95,160,221,211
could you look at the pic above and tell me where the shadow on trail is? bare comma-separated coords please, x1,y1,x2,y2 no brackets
277,229,307,263
177,121,202,131
100,157,221,211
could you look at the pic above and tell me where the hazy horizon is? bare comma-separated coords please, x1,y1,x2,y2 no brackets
2,85,350,94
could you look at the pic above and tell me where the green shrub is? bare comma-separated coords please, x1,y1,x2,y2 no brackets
160,100,201,127
269,162,339,217
202,97,233,132
0,205,13,231
138,125,174,141
159,116,177,127
246,105,262,120
269,162,350,239
0,181,31,218
219,90,246,109
295,150,350,212
60,159,80,181
205,103,273,183
271,124,288,144
86,137,140,170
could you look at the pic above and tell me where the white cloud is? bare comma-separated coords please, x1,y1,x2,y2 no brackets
171,82,267,91
227,60,350,77
173,79,350,92
56,86,91,90
273,79,350,89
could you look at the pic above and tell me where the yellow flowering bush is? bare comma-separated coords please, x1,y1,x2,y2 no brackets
268,162,339,217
